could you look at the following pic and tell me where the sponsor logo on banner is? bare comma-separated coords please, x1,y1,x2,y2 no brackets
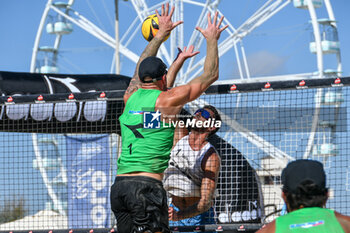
66,135,110,228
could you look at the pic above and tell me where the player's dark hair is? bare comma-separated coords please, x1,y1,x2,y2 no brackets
283,180,328,211
203,105,221,136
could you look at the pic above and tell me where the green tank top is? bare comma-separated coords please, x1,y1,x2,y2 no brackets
117,88,175,174
276,207,344,233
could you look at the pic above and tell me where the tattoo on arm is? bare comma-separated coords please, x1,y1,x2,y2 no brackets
176,169,218,219
125,78,141,96
176,191,212,220
125,37,165,96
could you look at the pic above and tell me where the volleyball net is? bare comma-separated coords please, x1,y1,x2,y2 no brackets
0,71,349,232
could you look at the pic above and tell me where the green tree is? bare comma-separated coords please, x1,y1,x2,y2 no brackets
0,197,27,224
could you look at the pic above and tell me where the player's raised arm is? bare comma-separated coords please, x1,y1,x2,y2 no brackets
158,12,228,107
167,46,200,88
124,3,183,103
187,12,228,98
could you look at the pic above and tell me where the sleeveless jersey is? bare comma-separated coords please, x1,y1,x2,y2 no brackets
276,207,344,233
163,135,219,197
118,88,174,174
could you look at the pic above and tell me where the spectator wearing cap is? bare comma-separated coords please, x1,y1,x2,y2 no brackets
110,3,228,233
257,159,350,233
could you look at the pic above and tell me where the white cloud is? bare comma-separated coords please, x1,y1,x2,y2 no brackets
225,51,287,79
247,51,287,77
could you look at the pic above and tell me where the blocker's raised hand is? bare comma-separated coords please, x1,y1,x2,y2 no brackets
176,45,200,61
196,12,228,41
166,45,200,87
155,3,183,39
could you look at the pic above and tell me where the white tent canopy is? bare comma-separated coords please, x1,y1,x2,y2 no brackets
0,210,67,230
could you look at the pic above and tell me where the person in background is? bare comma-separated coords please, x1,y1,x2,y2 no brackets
256,159,350,233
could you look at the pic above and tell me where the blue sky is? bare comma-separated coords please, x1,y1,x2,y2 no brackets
0,0,349,80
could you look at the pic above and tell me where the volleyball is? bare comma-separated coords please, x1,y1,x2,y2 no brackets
141,14,170,42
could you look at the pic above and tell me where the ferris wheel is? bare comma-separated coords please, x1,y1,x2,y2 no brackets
29,0,342,219
30,0,341,80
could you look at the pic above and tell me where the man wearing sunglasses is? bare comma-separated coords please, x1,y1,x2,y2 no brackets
163,105,221,228
111,2,228,233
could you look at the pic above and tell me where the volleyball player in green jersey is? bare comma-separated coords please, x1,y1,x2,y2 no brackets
257,159,350,233
110,3,228,233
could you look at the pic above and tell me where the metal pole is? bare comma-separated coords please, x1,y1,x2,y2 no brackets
115,0,120,74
